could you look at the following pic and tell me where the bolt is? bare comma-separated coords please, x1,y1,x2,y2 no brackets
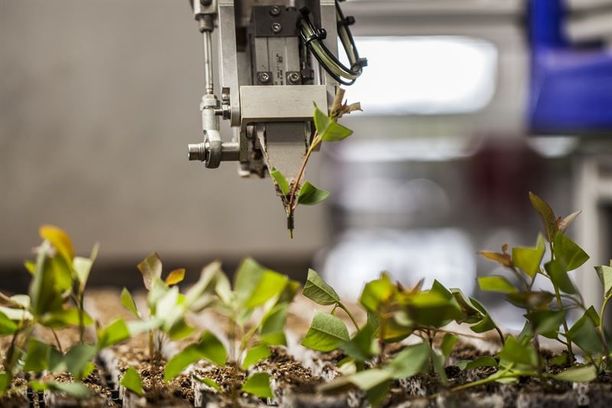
257,72,271,84
271,22,282,34
188,143,208,161
269,6,281,16
287,72,301,84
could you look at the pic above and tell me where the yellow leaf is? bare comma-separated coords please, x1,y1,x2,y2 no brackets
165,268,186,286
479,251,513,267
39,225,74,260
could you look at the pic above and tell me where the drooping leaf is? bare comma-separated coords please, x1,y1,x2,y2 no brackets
297,182,330,206
478,276,518,294
512,235,546,278
341,323,377,363
195,376,221,392
529,192,558,241
97,319,131,349
39,225,75,261
314,105,353,142
164,331,227,381
121,367,145,397
46,381,91,399
568,307,605,355
41,307,94,329
120,288,141,318
301,312,350,352
525,309,566,339
387,343,430,379
23,339,50,372
303,269,340,306
165,268,186,286
479,251,513,268
553,365,597,383
30,255,72,316
137,252,163,290
432,349,448,385
360,273,395,313
185,261,223,308
440,333,458,359
0,310,18,335
465,296,497,334
545,260,576,294
242,372,273,399
64,344,97,379
553,232,589,271
241,344,271,370
596,264,612,297
270,168,290,196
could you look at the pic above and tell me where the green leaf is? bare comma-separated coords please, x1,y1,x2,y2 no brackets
64,344,97,379
360,273,395,313
261,331,287,346
478,276,518,294
47,381,91,399
407,289,463,327
553,232,589,271
506,291,554,310
440,333,458,359
242,372,273,399
234,258,267,304
30,255,73,316
301,311,350,352
0,310,17,335
195,376,221,392
341,323,377,362
120,288,141,318
297,182,330,206
348,369,392,390
314,105,353,142
512,236,546,278
596,264,612,297
97,319,131,349
0,372,9,396
137,252,163,290
270,168,290,195
167,318,195,341
545,260,576,294
39,225,75,261
499,336,538,369
387,343,430,379
432,349,448,385
165,268,186,286
241,344,271,370
568,307,605,355
24,339,50,372
244,270,289,308
73,256,93,291
41,308,94,329
260,304,288,335
303,269,340,306
467,297,497,333
529,192,558,241
464,356,498,370
526,309,566,339
164,331,227,381
365,380,391,408
121,367,145,397
553,365,597,383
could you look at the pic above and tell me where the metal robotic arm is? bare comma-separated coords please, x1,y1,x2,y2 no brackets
186,0,365,182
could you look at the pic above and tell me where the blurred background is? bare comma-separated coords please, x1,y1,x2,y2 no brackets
1,0,612,329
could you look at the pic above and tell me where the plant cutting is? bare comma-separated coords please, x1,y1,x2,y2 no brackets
270,88,361,237
162,258,300,403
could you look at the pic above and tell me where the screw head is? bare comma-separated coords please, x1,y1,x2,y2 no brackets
271,22,282,34
257,72,271,84
287,72,301,84
269,6,281,16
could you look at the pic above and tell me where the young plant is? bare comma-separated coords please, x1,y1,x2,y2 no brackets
0,225,122,400
120,252,213,362
479,192,610,373
270,88,361,237
302,270,502,406
163,258,300,401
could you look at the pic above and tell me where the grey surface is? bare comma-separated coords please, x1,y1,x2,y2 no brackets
0,0,327,262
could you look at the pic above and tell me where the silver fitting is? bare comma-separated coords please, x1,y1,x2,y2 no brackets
188,142,208,162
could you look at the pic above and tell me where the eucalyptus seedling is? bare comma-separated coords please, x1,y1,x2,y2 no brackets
163,258,299,401
270,88,361,238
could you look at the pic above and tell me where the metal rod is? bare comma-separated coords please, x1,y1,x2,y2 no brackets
201,30,214,95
